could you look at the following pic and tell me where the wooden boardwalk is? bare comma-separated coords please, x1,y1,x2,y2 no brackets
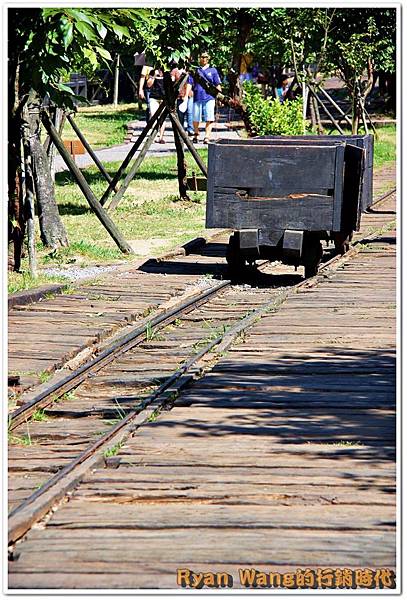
8,243,228,395
9,194,396,590
8,165,395,397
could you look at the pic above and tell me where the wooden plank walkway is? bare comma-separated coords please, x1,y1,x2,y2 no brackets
8,244,228,394
8,162,395,397
9,194,396,590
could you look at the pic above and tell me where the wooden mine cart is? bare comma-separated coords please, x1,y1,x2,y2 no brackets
206,136,371,277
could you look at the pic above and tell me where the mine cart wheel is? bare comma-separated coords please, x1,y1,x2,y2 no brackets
226,232,246,274
303,235,323,279
333,231,353,256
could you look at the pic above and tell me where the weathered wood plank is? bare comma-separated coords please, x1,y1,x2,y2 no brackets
212,144,339,192
207,193,334,230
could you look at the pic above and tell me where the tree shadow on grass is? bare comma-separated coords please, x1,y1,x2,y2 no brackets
57,202,92,216
76,111,142,123
55,167,177,189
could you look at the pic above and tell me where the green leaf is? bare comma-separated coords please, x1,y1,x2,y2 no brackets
42,8,63,19
113,24,130,40
75,21,98,41
65,9,96,26
95,46,111,60
60,19,73,49
83,47,98,68
57,82,75,94
96,22,107,39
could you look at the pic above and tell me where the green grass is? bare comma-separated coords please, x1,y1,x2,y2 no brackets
40,241,122,264
44,149,208,265
310,124,396,169
372,125,396,169
8,122,395,295
31,409,48,422
147,408,161,423
39,370,52,384
8,433,33,446
8,271,68,295
62,103,144,149
9,419,32,446
103,440,124,457
8,150,208,293
60,391,77,402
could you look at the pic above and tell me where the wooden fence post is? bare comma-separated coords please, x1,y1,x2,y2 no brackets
41,110,134,254
99,101,166,206
66,112,118,191
308,84,345,135
106,109,167,211
316,84,353,129
164,72,189,201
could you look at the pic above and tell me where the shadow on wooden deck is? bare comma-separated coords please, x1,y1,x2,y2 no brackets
152,347,396,461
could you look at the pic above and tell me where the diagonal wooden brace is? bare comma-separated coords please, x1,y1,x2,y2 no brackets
41,110,134,254
100,74,189,207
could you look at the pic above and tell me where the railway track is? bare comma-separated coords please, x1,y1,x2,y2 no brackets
8,193,396,588
8,186,396,551
9,184,396,426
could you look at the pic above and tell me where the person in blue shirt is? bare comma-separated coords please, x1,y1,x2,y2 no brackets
190,52,221,144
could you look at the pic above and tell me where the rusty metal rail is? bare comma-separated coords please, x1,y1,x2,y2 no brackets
9,279,230,431
8,189,396,547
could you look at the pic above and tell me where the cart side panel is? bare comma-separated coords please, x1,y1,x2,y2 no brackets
209,192,334,231
343,144,365,231
212,144,338,196
255,134,374,210
206,142,344,230
205,143,217,228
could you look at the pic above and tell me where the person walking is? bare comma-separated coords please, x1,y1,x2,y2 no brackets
191,52,221,144
277,74,293,103
138,62,153,122
170,62,194,137
146,66,166,143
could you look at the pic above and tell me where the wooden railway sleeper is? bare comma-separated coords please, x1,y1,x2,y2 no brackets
7,194,395,547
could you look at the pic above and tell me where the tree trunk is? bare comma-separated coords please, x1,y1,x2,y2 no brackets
229,9,253,99
8,114,25,271
309,90,317,132
357,58,374,134
8,56,26,272
351,84,360,134
113,54,120,107
312,96,324,134
8,9,40,270
22,104,37,277
28,99,68,249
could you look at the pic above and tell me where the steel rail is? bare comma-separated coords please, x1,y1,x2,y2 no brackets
7,188,395,546
9,187,396,431
9,279,230,431
368,186,396,209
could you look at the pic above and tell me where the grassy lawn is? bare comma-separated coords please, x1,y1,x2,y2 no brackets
372,125,396,169
62,103,144,149
9,125,396,294
54,149,209,254
9,149,209,293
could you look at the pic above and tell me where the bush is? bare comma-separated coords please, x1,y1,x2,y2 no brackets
242,82,304,136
